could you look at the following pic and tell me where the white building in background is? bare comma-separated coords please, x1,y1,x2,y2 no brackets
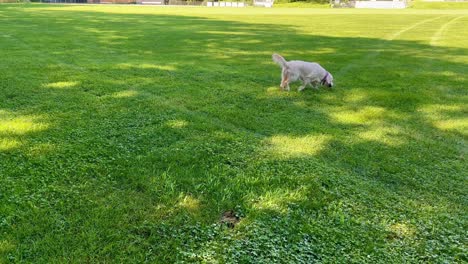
333,0,407,8
253,0,274,7
354,0,407,8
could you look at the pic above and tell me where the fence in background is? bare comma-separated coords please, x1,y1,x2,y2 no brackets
138,0,205,5
206,1,246,6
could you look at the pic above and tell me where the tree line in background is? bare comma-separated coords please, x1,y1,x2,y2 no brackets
3,0,330,4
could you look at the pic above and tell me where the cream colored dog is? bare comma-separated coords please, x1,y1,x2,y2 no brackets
272,53,334,91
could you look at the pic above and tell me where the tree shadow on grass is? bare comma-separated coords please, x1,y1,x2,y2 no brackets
0,6,467,262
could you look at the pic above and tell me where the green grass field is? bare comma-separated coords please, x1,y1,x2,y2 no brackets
0,4,467,263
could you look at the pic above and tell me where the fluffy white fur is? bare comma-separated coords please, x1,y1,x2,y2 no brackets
272,53,334,91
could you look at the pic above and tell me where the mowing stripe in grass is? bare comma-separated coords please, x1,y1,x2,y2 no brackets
386,15,446,41
430,15,467,46
336,15,446,78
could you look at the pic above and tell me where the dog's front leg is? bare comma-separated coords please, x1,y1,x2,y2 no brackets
298,83,306,92
310,81,319,90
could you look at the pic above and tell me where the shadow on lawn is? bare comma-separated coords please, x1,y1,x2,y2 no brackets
0,6,466,262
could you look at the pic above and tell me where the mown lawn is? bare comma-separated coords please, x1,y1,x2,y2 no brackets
0,4,467,263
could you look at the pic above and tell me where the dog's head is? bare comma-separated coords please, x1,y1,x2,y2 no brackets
321,72,334,88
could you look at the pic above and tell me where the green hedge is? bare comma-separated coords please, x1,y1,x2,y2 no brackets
410,1,468,9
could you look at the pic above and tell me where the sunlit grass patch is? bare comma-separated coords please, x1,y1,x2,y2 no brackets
249,185,324,214
418,104,467,134
386,222,417,239
358,125,405,146
111,90,139,98
0,114,48,135
329,106,389,125
0,137,21,150
43,81,79,89
178,194,201,214
166,119,189,129
0,240,15,255
434,119,468,134
115,63,177,71
266,135,331,158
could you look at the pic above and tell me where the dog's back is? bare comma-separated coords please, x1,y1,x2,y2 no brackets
287,60,326,79
272,53,334,90
273,53,325,76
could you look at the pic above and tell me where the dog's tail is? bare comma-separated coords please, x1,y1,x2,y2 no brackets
272,53,288,68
